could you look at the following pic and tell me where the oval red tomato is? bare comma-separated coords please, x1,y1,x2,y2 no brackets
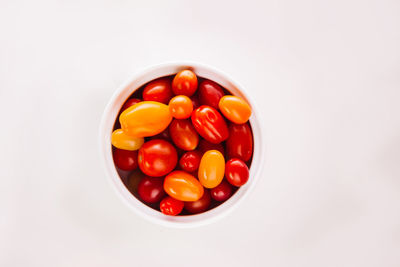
191,106,229,144
113,148,138,171
210,180,232,201
226,123,253,162
121,98,141,112
172,70,198,96
169,119,199,151
198,139,225,155
138,139,177,177
225,158,249,187
190,95,200,110
143,77,173,104
138,176,165,203
198,80,224,109
160,196,184,216
179,150,202,172
184,189,211,214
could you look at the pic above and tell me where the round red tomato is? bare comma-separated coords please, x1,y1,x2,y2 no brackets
138,139,177,177
169,119,199,151
198,80,224,109
138,176,165,203
184,189,211,214
225,158,249,187
113,148,138,171
172,70,198,96
226,123,253,162
121,98,141,112
191,105,229,144
179,150,201,172
198,139,225,155
143,77,173,104
160,196,184,216
210,180,232,201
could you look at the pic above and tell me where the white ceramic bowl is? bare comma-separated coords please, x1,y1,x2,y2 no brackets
99,61,264,228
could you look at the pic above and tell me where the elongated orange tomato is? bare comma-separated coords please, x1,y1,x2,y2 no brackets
111,129,144,150
119,101,172,137
198,150,225,188
218,95,251,124
164,171,204,201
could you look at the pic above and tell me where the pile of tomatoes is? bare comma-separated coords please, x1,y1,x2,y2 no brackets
111,70,253,216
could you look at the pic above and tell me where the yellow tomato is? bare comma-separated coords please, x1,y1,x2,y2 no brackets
164,171,204,201
198,150,225,188
119,101,172,137
111,129,144,150
218,95,251,124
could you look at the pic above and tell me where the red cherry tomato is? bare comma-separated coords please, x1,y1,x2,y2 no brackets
160,196,184,216
143,77,173,104
179,150,202,172
210,180,232,201
198,139,224,155
172,70,198,96
191,106,229,144
138,139,177,177
184,190,211,214
138,176,165,203
191,95,200,110
198,80,224,109
226,123,253,162
150,128,171,141
169,119,199,151
225,158,249,187
121,98,141,112
113,148,138,171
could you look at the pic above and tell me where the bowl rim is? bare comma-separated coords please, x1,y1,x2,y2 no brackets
99,61,265,228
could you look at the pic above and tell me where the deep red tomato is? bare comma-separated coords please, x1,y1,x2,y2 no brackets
210,180,232,201
179,150,202,172
191,106,229,144
198,80,224,109
113,148,138,171
172,70,198,96
169,119,199,151
150,128,171,141
126,169,144,195
225,158,249,187
198,139,225,155
191,95,200,110
121,98,141,112
226,123,253,162
143,77,173,104
160,196,184,216
138,176,165,203
138,139,177,177
184,189,211,214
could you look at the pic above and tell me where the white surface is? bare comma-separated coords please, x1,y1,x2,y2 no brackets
1,0,399,266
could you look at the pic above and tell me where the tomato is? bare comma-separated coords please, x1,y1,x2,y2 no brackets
138,139,177,177
138,176,165,203
198,80,224,109
191,106,229,144
198,150,225,188
210,180,232,201
126,169,144,195
169,119,199,151
184,189,211,214
120,101,172,137
172,70,198,96
225,158,249,187
164,171,204,201
219,95,252,124
169,95,193,119
179,150,201,172
111,129,144,150
113,148,138,171
198,139,224,155
142,77,173,104
160,196,184,216
121,98,141,112
191,95,200,110
226,123,253,162
150,128,171,141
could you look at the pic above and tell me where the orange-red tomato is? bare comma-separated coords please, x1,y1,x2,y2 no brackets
172,70,198,96
191,106,229,144
198,150,225,188
164,171,204,201
143,77,173,104
169,119,199,151
169,95,193,119
160,196,184,216
119,101,172,137
111,129,144,150
219,95,252,124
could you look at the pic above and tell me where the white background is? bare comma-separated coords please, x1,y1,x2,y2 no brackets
1,0,400,266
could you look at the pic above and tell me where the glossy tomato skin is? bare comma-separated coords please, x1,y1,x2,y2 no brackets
198,139,225,155
111,129,144,151
225,158,249,187
191,105,229,144
184,189,211,214
198,150,225,188
113,148,138,171
172,70,198,96
164,171,204,201
160,196,184,216
169,119,199,151
138,139,177,177
219,95,252,124
169,95,193,119
226,123,253,162
121,98,141,112
143,77,173,104
210,180,232,201
198,80,224,109
138,176,165,203
179,150,202,172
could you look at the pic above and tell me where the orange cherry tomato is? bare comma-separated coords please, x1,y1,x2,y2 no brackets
172,70,198,96
198,150,225,188
111,129,144,150
169,95,193,119
119,101,172,137
164,170,204,201
218,95,252,124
